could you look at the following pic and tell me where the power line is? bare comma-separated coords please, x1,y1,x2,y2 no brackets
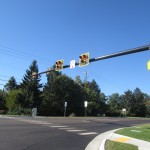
0,49,51,66
1,44,149,92
0,79,8,81
0,44,57,67
0,44,55,63
80,68,126,91
0,74,22,81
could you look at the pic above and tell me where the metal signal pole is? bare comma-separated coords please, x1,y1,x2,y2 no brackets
34,44,150,76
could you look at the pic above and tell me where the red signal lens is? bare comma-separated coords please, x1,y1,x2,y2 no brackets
58,61,62,65
83,55,86,58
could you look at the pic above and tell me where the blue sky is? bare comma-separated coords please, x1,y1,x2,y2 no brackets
0,0,150,96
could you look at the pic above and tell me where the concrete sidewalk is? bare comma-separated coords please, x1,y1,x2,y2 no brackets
109,133,150,150
85,129,150,150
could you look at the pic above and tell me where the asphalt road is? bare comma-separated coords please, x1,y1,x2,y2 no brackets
0,116,150,150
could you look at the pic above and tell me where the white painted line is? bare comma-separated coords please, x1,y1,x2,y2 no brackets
35,122,52,125
82,120,91,123
50,126,68,128
78,132,98,135
67,129,86,132
59,128,75,130
19,120,53,125
27,121,52,125
43,122,53,124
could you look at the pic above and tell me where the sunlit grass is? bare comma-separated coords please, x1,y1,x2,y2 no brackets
115,124,150,142
105,140,138,150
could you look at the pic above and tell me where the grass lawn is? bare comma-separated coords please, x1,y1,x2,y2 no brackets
115,124,150,142
105,140,138,150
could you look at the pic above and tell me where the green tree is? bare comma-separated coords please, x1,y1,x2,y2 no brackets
21,60,42,110
84,80,106,116
74,76,82,86
123,90,135,116
133,88,146,117
40,68,60,116
6,90,22,111
0,89,6,111
41,73,84,116
107,93,120,116
144,93,150,117
4,76,18,92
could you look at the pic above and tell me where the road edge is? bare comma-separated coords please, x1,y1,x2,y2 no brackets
85,129,118,150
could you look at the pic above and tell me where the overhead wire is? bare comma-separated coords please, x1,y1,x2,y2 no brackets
0,49,51,66
79,67,126,92
0,44,55,64
0,44,57,77
0,79,8,81
0,44,129,91
0,74,22,81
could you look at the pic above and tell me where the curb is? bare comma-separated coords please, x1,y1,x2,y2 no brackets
85,129,117,150
99,139,106,150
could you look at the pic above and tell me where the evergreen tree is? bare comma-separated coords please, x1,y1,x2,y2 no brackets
21,60,42,110
0,89,6,111
84,80,106,116
107,93,120,116
4,76,18,92
144,93,150,117
75,76,82,86
40,68,59,115
123,90,135,116
133,88,146,117
41,72,84,116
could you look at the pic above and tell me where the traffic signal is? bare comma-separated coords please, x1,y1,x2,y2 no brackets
46,68,51,76
55,59,64,71
79,52,89,67
32,72,38,79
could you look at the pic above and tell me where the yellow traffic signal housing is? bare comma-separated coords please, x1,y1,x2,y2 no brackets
46,68,51,75
79,52,89,67
55,59,64,71
147,60,150,70
32,72,38,79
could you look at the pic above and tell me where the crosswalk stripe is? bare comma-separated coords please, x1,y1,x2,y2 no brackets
59,128,75,130
67,129,86,132
78,132,98,135
18,119,53,125
50,125,68,128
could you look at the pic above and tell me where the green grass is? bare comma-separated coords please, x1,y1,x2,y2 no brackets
105,140,138,150
115,124,150,142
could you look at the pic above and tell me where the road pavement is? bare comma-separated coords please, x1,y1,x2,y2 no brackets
0,116,150,150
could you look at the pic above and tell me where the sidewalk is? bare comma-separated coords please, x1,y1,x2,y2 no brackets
85,129,150,150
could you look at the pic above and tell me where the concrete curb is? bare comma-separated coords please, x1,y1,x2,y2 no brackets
86,127,150,150
85,129,117,150
99,139,106,150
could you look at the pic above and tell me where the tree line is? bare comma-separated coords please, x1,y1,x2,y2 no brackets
0,60,150,117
